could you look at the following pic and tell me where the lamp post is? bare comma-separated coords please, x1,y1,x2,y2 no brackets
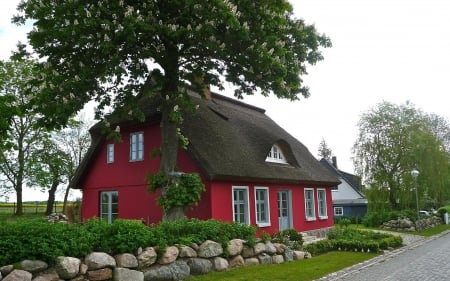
411,169,420,231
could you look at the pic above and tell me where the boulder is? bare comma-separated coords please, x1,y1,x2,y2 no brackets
272,255,284,264
86,268,113,281
113,267,144,281
55,256,81,279
20,260,48,274
227,239,244,256
211,257,229,272
229,255,245,268
2,269,32,281
257,253,272,265
253,242,266,255
143,260,189,281
197,240,223,258
85,252,116,270
158,246,179,265
244,257,259,266
265,242,277,255
115,253,138,268
186,258,212,275
178,245,197,258
241,245,254,258
32,272,60,281
138,247,158,269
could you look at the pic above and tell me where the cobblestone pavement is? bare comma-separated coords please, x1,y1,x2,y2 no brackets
316,230,450,281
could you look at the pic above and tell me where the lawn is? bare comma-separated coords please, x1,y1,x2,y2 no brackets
187,251,378,281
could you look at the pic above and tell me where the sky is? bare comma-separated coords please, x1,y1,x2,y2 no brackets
1,0,450,201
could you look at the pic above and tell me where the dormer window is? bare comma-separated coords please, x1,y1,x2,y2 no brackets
266,144,287,164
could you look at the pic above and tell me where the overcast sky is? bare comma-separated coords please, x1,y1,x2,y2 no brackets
2,1,450,201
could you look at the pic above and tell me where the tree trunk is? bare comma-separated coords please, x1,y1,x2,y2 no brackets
15,186,23,215
160,106,184,221
46,181,59,215
62,184,70,214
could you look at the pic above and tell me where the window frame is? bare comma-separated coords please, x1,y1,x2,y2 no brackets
304,188,316,221
334,206,344,216
232,186,250,225
106,143,114,164
100,191,118,224
130,132,144,162
266,144,287,164
255,186,271,227
317,188,328,219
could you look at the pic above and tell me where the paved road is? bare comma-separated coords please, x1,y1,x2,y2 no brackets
317,231,450,281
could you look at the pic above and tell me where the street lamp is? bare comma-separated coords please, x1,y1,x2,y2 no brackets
411,169,420,231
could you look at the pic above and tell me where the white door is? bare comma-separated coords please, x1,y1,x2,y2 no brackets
278,191,292,230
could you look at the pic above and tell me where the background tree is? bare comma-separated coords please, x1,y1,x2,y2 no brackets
317,138,333,161
0,56,46,215
57,117,91,213
15,0,331,220
353,101,450,211
27,136,69,215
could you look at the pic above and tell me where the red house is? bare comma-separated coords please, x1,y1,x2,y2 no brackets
71,91,340,235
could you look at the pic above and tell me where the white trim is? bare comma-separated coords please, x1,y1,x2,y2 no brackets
254,186,271,227
232,186,250,225
334,206,344,216
130,132,144,161
266,144,287,164
107,143,114,163
304,188,316,221
100,191,118,224
317,188,328,220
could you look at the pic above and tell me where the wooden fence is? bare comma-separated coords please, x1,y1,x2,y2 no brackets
0,202,64,215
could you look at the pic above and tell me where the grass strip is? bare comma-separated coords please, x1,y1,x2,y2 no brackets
187,251,378,281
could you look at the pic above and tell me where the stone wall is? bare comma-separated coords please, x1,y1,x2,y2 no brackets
381,216,442,232
0,239,310,281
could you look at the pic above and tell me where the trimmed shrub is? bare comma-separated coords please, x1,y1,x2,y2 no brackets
271,229,303,250
0,218,256,266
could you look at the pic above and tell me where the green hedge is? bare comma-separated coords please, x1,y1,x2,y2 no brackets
362,209,417,227
304,228,403,256
0,218,256,266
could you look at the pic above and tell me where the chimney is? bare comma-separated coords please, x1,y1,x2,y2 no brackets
332,156,337,168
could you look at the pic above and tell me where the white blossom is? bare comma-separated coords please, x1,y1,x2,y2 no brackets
173,105,179,112
115,125,120,132
85,8,91,18
125,6,134,17
74,19,79,25
104,34,110,41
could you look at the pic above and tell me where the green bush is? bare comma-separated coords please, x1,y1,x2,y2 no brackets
0,218,257,266
304,227,402,256
0,220,94,265
362,209,417,227
271,229,303,250
437,206,450,217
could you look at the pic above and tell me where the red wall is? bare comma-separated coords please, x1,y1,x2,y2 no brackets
80,122,333,234
207,181,333,234
80,122,209,223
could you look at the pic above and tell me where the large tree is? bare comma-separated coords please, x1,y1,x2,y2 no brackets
353,101,450,211
0,56,47,215
15,0,331,220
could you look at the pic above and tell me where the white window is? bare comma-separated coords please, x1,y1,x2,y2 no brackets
130,132,144,161
317,189,328,219
304,188,315,221
107,143,114,163
100,191,118,223
334,207,343,216
255,187,270,227
266,144,287,164
232,186,250,225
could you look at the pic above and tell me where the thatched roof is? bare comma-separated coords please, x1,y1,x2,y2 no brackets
71,92,339,188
